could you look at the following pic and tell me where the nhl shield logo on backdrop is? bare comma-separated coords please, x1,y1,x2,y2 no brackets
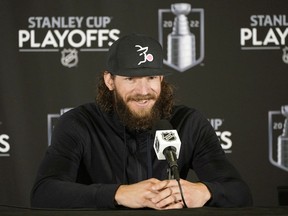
268,105,288,172
158,3,205,72
61,48,79,68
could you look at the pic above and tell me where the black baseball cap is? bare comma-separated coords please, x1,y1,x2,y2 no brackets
106,33,171,77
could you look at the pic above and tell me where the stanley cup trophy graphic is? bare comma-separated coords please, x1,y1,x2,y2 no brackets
167,3,196,71
278,105,288,167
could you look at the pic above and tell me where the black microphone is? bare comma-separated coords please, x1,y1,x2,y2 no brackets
152,120,181,180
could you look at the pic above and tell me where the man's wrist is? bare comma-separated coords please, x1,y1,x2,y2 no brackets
114,185,125,206
198,182,212,203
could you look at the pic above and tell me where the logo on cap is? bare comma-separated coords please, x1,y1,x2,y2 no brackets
135,45,154,65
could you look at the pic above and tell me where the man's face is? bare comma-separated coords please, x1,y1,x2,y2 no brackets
104,73,163,129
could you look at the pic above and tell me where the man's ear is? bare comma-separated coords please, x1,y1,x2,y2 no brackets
103,71,115,91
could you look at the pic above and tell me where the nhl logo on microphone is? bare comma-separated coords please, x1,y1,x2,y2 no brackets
162,131,177,141
154,129,181,160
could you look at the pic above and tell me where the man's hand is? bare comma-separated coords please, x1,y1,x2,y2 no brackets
114,178,162,209
150,179,211,209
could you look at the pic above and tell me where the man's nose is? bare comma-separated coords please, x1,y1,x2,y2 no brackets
134,78,150,95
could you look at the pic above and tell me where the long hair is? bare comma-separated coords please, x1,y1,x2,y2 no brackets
96,72,174,119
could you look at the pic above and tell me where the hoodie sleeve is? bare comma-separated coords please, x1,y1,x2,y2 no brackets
31,109,120,209
177,107,253,207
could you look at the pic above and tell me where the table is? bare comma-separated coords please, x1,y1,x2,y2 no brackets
1,205,288,216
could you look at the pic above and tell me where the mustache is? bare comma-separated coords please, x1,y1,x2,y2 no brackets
127,94,157,101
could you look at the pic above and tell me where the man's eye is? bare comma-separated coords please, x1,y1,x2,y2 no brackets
149,76,156,79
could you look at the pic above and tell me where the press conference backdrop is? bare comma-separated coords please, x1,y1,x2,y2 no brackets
0,0,287,208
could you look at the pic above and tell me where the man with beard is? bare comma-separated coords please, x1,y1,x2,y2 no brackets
31,34,252,209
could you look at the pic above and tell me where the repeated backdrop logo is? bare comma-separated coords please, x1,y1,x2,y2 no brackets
240,14,288,64
158,3,205,72
18,16,121,68
157,3,232,153
209,118,233,153
47,108,72,145
0,121,11,157
268,105,288,172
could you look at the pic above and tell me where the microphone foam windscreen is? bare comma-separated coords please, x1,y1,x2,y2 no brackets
152,119,173,134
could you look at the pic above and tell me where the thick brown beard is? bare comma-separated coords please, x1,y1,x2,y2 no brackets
96,72,174,131
114,89,162,131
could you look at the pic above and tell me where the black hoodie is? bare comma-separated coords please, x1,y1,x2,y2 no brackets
31,103,252,209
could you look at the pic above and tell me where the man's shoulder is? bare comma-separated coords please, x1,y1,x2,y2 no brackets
171,105,207,127
58,102,104,122
172,105,198,116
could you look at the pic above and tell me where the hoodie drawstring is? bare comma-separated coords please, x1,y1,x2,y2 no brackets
122,127,127,184
147,135,153,179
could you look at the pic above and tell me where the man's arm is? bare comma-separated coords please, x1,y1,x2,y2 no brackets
171,107,253,208
188,110,253,207
31,151,120,209
31,111,120,209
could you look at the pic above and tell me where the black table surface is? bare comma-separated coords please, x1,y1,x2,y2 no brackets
1,205,288,216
